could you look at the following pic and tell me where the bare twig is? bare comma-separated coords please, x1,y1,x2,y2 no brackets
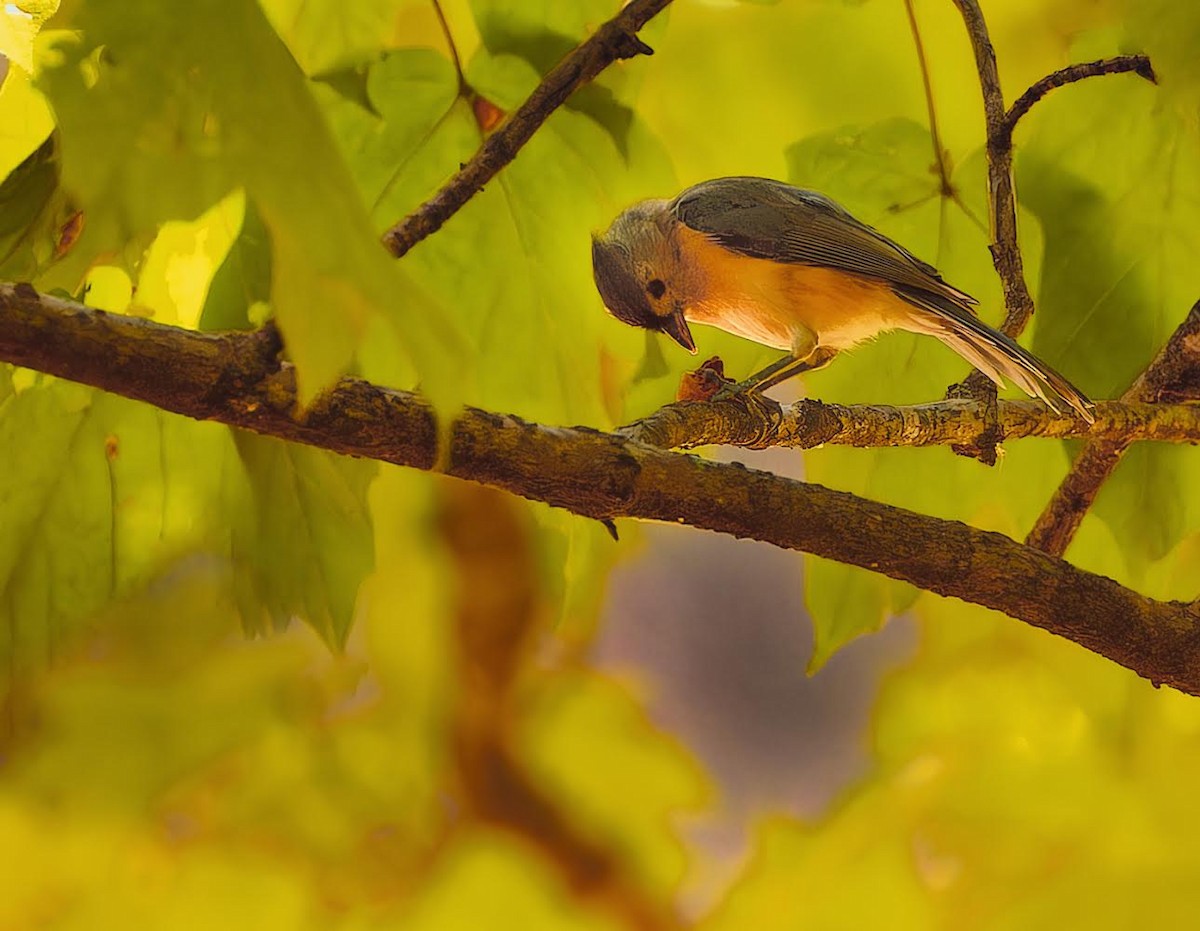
949,0,1034,337
1000,55,1156,149
1027,301,1200,556
622,394,1200,452
2,284,1200,693
382,0,673,258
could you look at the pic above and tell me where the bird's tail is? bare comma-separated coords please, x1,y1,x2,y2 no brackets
894,284,1095,423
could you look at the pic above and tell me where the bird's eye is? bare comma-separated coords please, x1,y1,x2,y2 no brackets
646,279,666,299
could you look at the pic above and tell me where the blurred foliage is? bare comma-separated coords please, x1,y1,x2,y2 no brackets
0,0,1197,928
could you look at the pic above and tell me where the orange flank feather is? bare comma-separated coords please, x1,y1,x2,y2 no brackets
674,224,917,356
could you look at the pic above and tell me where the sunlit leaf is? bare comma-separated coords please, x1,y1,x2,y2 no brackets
136,189,243,327
0,0,56,73
259,0,413,75
36,0,458,401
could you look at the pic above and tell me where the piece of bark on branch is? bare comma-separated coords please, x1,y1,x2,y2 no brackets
2,284,1199,695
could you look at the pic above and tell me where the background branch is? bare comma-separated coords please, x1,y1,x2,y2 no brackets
382,0,673,258
2,285,1199,694
1028,301,1200,555
440,483,679,931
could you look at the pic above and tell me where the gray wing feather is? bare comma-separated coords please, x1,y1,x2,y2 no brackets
670,176,977,311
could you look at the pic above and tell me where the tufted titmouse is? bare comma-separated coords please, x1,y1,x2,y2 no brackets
592,176,1094,421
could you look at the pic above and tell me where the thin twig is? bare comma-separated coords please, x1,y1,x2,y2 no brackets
1027,301,1200,556
382,0,673,258
903,0,953,196
2,284,1200,694
1000,55,1156,149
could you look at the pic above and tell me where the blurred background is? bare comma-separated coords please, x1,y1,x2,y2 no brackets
2,0,1200,928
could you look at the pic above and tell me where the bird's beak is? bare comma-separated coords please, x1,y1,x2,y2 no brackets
661,307,696,354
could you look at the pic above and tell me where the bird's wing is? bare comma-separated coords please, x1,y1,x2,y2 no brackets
670,176,977,311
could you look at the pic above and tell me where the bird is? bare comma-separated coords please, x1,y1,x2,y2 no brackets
591,176,1094,421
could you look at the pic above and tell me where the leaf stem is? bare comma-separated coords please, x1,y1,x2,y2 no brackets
902,0,953,197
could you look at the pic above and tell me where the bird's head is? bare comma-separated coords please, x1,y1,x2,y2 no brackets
591,200,696,353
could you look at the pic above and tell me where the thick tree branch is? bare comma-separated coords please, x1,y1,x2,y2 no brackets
382,0,673,258
1028,302,1200,556
2,285,1199,694
621,393,1200,452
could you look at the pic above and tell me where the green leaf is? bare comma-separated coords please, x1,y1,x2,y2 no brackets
0,382,232,680
468,0,614,67
402,830,622,931
317,45,671,424
805,557,917,674
702,815,933,931
229,433,377,647
465,0,654,153
37,0,459,402
1122,0,1200,107
1019,53,1200,568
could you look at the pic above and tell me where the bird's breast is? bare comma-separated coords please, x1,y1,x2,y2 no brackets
674,225,914,353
